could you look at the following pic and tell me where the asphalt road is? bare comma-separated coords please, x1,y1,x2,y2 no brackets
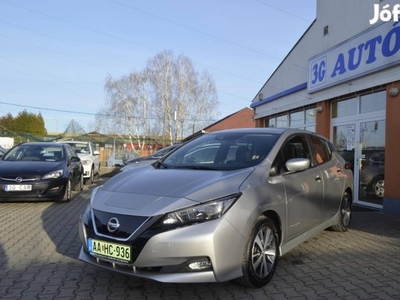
1,168,400,300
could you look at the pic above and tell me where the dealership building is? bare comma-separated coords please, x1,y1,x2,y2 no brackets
251,0,400,215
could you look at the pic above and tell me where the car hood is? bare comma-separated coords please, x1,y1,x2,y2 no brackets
121,159,157,170
91,165,254,216
0,161,65,176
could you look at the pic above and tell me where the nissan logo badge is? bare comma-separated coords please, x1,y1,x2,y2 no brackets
107,217,120,233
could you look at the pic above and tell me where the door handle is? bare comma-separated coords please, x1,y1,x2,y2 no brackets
315,175,322,182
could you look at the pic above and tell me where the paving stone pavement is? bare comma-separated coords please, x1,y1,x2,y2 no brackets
1,171,399,299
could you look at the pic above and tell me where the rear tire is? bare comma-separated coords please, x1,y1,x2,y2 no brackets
331,191,352,232
235,216,279,288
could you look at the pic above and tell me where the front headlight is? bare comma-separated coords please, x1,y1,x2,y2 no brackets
162,193,241,226
42,170,63,179
81,160,91,165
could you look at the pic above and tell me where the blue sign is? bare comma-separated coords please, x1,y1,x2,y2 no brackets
308,21,400,92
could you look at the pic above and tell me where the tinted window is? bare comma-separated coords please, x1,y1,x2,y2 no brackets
163,132,280,170
309,135,330,166
272,134,311,174
3,144,64,162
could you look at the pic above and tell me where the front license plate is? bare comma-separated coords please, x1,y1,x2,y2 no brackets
5,184,32,191
88,238,131,263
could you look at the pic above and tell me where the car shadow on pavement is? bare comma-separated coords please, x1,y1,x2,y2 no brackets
40,167,121,263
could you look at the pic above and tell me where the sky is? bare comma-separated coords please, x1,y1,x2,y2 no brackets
0,0,316,133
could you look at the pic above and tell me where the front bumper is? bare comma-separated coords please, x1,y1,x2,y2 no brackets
0,179,67,201
78,247,216,283
78,213,246,283
82,164,92,179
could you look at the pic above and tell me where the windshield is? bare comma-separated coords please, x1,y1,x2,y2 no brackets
65,142,90,154
152,144,180,157
161,131,280,170
3,144,64,162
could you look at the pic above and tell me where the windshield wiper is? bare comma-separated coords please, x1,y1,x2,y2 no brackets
153,160,169,169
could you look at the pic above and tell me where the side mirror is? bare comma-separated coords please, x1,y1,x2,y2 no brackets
285,158,310,173
71,156,81,162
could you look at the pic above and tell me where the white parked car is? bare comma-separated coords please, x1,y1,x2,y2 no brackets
58,141,101,185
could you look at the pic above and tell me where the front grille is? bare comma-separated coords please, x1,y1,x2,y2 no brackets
0,176,40,182
92,209,149,239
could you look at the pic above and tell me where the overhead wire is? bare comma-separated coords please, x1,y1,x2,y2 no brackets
0,0,314,121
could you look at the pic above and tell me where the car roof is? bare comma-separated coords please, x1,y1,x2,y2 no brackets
19,142,64,147
58,141,88,144
206,127,323,138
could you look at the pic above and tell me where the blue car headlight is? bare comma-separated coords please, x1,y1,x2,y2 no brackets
42,169,63,179
161,193,241,226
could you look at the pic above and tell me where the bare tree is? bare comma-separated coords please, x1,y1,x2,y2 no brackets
148,50,219,142
103,70,150,150
96,50,219,145
94,107,114,134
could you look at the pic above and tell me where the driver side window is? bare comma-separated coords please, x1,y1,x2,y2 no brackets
271,135,311,175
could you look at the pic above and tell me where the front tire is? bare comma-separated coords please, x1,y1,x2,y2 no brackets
235,216,279,288
77,173,84,191
331,191,352,232
73,172,84,192
62,179,72,202
85,167,94,185
95,165,101,180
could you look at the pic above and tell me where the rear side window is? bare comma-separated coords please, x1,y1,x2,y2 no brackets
309,135,330,166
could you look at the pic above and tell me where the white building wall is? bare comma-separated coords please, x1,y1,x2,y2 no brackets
253,0,398,119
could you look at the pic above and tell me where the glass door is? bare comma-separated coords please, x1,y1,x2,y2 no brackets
333,120,385,208
358,120,385,206
331,91,386,208
333,123,356,179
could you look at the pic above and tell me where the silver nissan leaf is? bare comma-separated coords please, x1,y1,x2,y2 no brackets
78,128,353,288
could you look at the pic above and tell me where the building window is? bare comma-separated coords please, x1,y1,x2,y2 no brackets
289,111,304,127
268,118,275,128
305,108,316,124
276,115,288,128
266,107,316,132
360,91,386,113
332,97,357,118
332,91,385,118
